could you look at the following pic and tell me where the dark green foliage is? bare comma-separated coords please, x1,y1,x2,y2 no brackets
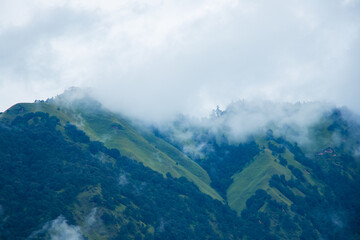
196,138,260,198
0,113,121,239
265,129,274,140
268,142,285,155
240,190,277,240
327,109,349,137
245,189,269,212
105,148,121,159
89,140,105,154
155,108,360,239
278,155,287,166
1,106,360,240
271,112,360,237
269,165,360,240
153,127,260,199
287,165,305,182
0,112,244,240
65,122,90,143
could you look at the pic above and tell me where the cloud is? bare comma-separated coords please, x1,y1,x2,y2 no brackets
216,101,334,142
158,101,335,153
28,215,83,240
0,0,359,122
82,208,107,235
119,173,129,186
156,218,166,233
84,208,97,227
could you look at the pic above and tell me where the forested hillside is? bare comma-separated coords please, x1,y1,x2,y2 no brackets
0,95,360,239
154,106,360,239
0,111,242,240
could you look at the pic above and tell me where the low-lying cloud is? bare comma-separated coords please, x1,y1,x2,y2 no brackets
210,101,334,143
157,101,337,156
0,0,359,123
28,215,83,240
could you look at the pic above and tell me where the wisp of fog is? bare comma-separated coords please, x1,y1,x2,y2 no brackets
0,0,359,121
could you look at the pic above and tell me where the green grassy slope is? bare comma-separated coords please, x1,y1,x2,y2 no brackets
2,101,222,201
227,140,316,215
0,111,242,240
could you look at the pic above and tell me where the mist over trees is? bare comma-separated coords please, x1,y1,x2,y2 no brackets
0,94,360,239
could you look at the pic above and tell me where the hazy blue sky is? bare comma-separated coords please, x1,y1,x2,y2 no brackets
1,0,359,120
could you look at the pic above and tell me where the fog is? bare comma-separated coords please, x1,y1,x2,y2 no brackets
28,216,83,240
0,0,359,123
152,101,338,160
28,209,107,240
209,101,333,142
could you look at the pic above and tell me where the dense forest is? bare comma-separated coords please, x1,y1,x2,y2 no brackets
0,99,360,239
153,108,360,239
0,111,266,239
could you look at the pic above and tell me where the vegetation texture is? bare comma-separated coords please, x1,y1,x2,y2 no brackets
1,95,360,239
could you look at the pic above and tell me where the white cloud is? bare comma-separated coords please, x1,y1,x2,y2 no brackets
0,0,359,123
160,101,335,149
119,173,129,186
28,215,83,240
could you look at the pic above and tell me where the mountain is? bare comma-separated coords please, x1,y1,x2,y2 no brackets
1,89,221,202
155,103,360,239
0,99,236,240
0,91,360,239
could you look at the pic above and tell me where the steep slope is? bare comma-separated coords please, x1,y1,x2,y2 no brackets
1,98,221,201
2,95,360,239
227,139,317,215
154,107,360,239
0,111,240,240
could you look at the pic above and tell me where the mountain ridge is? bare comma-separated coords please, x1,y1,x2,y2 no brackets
1,93,360,239
1,100,222,201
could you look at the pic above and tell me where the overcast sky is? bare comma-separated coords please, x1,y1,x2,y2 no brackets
0,0,359,121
